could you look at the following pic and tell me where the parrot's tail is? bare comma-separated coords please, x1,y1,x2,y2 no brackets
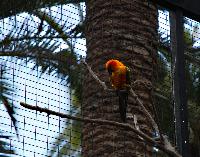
117,90,128,123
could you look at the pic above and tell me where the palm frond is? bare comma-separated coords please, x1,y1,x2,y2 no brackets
0,65,18,137
0,0,86,20
0,131,14,156
0,140,15,156
0,4,85,156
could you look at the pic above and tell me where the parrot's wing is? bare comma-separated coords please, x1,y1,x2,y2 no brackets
126,67,131,85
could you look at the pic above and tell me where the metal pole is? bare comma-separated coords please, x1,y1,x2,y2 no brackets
170,9,190,157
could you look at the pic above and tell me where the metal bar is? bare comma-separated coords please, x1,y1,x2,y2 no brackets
151,0,200,22
170,9,190,157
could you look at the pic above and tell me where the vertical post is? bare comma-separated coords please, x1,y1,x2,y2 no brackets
170,9,190,157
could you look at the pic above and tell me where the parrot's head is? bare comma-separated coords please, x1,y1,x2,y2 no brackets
105,59,124,75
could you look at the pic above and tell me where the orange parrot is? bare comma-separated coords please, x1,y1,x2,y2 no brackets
105,59,130,122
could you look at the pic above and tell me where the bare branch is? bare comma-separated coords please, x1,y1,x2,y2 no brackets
20,102,181,157
129,87,159,134
132,80,164,142
81,59,159,134
81,59,109,91
80,60,181,157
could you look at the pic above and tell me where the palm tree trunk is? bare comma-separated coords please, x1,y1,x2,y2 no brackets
82,0,158,156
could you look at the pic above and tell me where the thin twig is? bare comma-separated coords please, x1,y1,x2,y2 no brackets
132,81,164,142
129,87,159,133
80,60,181,157
20,102,181,157
81,59,159,135
81,59,109,91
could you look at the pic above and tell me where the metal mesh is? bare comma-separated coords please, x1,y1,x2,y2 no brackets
0,1,199,157
184,17,200,157
0,2,86,157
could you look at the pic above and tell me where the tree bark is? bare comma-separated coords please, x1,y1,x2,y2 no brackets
82,0,158,156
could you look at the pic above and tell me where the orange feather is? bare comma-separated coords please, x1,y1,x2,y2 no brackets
105,59,130,122
105,59,128,89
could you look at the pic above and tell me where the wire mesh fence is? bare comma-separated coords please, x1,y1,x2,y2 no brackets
184,17,200,157
0,2,85,157
0,1,199,157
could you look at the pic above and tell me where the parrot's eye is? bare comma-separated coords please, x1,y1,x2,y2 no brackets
107,66,113,75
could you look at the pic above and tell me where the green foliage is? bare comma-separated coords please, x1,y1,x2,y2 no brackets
49,93,82,156
184,28,194,46
0,132,14,156
2,2,199,156
157,18,200,156
185,61,200,156
50,117,82,156
155,50,175,140
183,24,200,156
0,140,14,157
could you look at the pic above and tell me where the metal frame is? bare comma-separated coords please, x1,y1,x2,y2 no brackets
170,9,190,157
151,1,200,156
152,0,200,22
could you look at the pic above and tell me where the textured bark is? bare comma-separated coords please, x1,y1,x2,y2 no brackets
82,0,158,156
